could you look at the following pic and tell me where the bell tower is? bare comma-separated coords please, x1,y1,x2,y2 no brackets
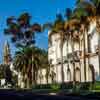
3,41,11,65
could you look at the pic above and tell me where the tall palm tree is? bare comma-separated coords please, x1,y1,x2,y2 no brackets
14,48,29,88
43,14,65,83
64,18,81,85
75,0,100,81
4,13,43,88
72,1,93,82
65,8,72,82
14,46,48,88
92,0,100,76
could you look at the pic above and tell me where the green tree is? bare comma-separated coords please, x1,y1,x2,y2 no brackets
14,46,48,88
4,13,43,88
4,13,42,47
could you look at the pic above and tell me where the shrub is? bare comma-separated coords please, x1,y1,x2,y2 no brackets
32,84,51,89
94,81,100,90
79,82,91,90
61,82,73,89
50,83,60,90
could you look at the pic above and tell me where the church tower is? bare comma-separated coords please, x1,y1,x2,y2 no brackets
3,41,11,65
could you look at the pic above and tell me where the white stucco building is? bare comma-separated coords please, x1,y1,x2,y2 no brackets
48,20,100,83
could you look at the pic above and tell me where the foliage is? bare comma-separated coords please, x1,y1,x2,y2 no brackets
79,82,91,90
32,83,73,90
32,84,51,89
13,46,48,87
50,83,60,90
4,13,42,47
60,82,73,89
0,64,6,79
4,65,13,84
94,81,100,90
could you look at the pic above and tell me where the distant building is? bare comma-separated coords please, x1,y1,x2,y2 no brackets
0,41,12,87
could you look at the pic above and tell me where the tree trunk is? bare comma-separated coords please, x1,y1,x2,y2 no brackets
96,18,100,76
40,68,42,84
26,74,30,88
26,62,31,88
79,39,81,82
71,37,75,84
46,66,49,84
35,71,38,85
87,34,91,81
31,55,34,86
34,69,36,85
60,45,64,83
23,64,26,88
83,26,87,82
66,37,69,65
66,37,70,81
98,34,100,75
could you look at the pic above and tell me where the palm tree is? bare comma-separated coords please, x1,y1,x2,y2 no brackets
29,47,48,85
14,46,48,87
4,13,42,47
43,14,65,83
0,64,6,80
65,8,72,82
91,0,100,76
64,18,81,87
14,48,28,88
75,0,100,81
65,8,82,82
72,1,92,82
4,13,43,88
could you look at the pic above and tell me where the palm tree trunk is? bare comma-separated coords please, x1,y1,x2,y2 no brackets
87,34,91,82
98,34,100,75
79,39,81,82
40,68,42,84
66,36,70,81
96,18,100,76
23,64,26,88
71,37,75,84
60,45,64,83
83,27,87,82
26,62,30,88
26,74,30,88
33,67,36,85
31,55,34,86
46,66,49,84
35,70,38,85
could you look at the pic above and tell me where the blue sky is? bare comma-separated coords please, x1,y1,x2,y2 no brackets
0,0,75,63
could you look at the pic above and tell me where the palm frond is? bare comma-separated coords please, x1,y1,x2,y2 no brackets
42,22,53,31
7,16,15,25
31,23,41,32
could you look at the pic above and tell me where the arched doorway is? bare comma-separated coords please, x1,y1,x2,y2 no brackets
89,64,95,82
75,67,80,82
67,68,71,82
